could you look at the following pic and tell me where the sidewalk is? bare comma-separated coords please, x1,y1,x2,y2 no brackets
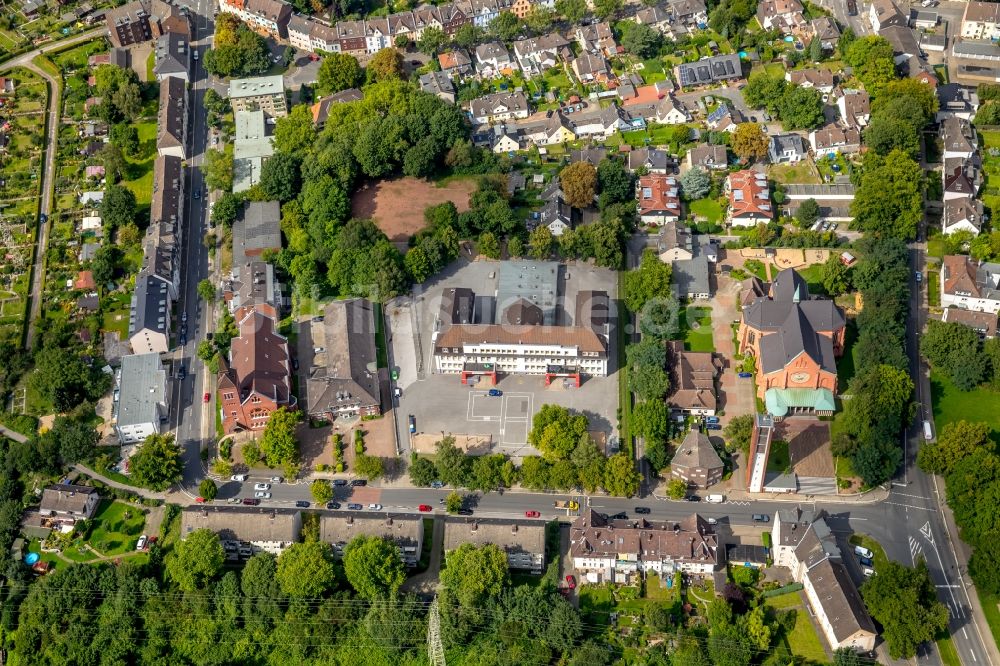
0,425,28,443
72,464,173,501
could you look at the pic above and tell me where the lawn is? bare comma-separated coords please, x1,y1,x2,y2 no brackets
926,235,946,259
764,591,828,663
763,62,785,78
937,634,961,666
87,500,146,556
927,269,940,307
767,439,790,473
689,197,723,224
931,371,1000,442
578,586,614,630
796,263,826,295
836,320,858,386
122,120,158,207
681,306,714,352
848,533,889,572
980,590,1000,652
768,162,820,185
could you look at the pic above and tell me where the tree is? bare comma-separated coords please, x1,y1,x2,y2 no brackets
969,538,1000,595
30,346,109,412
920,320,987,390
851,150,923,240
100,143,126,183
795,198,820,228
445,490,463,514
259,152,301,202
409,456,437,486
440,543,509,606
168,528,224,591
724,414,754,454
197,279,215,302
743,72,786,113
918,420,992,476
778,85,824,130
454,24,484,49
354,454,385,480
273,105,316,155
197,479,217,501
593,0,622,18
202,147,234,193
128,434,183,490
528,405,589,462
417,26,447,55
317,53,362,95
680,167,711,200
845,36,896,94
508,235,524,258
109,123,139,157
833,648,865,666
203,14,270,78
367,48,404,83
731,123,769,163
101,184,137,229
520,455,551,490
310,479,333,504
528,225,554,260
435,436,471,487
633,399,668,447
478,231,500,259
471,454,509,491
623,249,672,312
604,452,641,497
343,535,406,599
597,158,634,208
630,364,670,401
861,560,949,658
863,116,920,158
276,542,338,598
555,0,587,22
619,21,661,58
524,6,555,34
559,161,598,209
667,477,689,499
260,407,300,469
89,245,119,285
203,88,229,115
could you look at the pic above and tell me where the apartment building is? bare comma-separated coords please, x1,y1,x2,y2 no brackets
228,75,287,117
114,352,168,444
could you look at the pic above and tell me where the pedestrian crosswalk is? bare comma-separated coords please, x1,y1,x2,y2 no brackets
909,535,924,565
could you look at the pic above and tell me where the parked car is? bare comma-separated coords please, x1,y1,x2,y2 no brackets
704,416,720,424
295,500,310,508
393,387,402,398
685,495,701,502
738,371,753,378
610,512,628,520
565,575,576,589
332,479,348,486
418,504,433,512
254,483,270,491
351,479,367,487
488,388,503,396
242,498,260,506
915,271,922,283
408,415,416,433
705,423,722,430
177,364,186,380
270,476,284,483
227,497,241,503
347,503,363,510
203,392,210,403
634,507,651,514
136,535,147,551
859,556,873,567
752,514,770,523
327,501,341,510
194,190,201,199
195,496,206,503
525,510,540,518
254,491,271,499
430,481,445,488
368,503,383,511
457,509,474,516
854,545,874,559
231,474,247,482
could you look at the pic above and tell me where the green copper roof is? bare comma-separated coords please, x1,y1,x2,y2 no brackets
765,387,835,417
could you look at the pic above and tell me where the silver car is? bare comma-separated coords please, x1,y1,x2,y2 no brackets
254,483,270,491
254,491,271,499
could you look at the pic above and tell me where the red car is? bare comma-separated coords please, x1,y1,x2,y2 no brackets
203,392,210,403
195,497,206,503
525,510,540,518
418,504,432,512
565,575,576,589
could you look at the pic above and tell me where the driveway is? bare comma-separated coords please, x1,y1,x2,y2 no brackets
676,86,749,115
401,516,444,594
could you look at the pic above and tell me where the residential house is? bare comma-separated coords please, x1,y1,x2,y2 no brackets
512,33,570,75
474,41,514,78
513,112,575,145
106,0,184,48
321,513,424,566
941,116,977,159
40,484,100,519
233,201,281,263
809,125,861,154
490,127,520,154
773,509,877,651
470,91,530,124
941,255,1000,313
869,0,907,31
941,308,998,339
943,197,984,236
129,273,171,354
658,223,715,300
224,260,282,321
570,511,719,585
626,147,671,173
786,68,834,93
912,9,938,29
569,145,608,166
943,157,982,200
153,32,189,82
726,170,773,227
836,89,870,128
534,178,574,236
687,143,728,170
419,70,457,103
670,428,724,487
936,84,979,121
769,134,807,163
437,49,473,78
757,0,806,34
217,311,295,434
114,352,168,444
571,52,612,84
675,54,743,87
310,88,363,128
811,16,841,50
666,339,722,416
182,507,301,555
306,299,382,421
74,271,96,290
636,174,681,225
156,76,187,159
233,110,274,192
575,22,617,57
627,95,691,125
962,1,1000,40
80,191,104,205
219,0,292,38
706,103,745,132
737,269,846,417
444,518,546,572
364,16,394,53
228,75,287,117
666,0,708,28
570,104,630,139
634,6,671,34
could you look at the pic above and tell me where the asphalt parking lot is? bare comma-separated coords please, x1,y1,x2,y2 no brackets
387,259,620,460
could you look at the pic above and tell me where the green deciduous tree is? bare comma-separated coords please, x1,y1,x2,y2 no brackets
198,479,217,500
920,320,988,391
861,560,949,658
597,158,634,208
202,147,234,193
666,477,688,499
619,21,661,58
520,455,550,490
555,0,587,21
441,543,509,606
489,11,522,40
354,454,385,480
317,53,363,95
593,0,622,18
197,279,216,302
795,198,820,228
101,184,137,229
917,420,992,476
560,161,598,209
528,225,554,260
863,116,920,158
435,436,471,487
168,528,225,591
408,455,438,486
128,433,184,491
273,104,316,155
623,249,671,312
276,542,339,598
417,26,447,55
310,479,333,504
604,452,640,497
260,407,300,469
343,534,406,599
724,414,754,454
731,122,769,163
821,253,852,296
851,150,923,240
528,405,589,462
367,48,404,83
259,152,301,202
478,231,501,259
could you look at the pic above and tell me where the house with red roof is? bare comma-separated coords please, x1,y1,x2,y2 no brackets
636,174,681,225
725,170,774,227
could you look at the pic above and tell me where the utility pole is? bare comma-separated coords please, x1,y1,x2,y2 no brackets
427,597,446,666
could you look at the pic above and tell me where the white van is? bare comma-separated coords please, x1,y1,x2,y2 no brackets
706,494,725,504
862,567,875,577
854,545,874,559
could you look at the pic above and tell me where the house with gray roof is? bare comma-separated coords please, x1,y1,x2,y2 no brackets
674,54,743,87
444,518,546,572
768,133,807,163
320,513,424,566
115,352,168,444
156,76,187,159
670,428,724,487
233,201,281,263
234,110,274,192
153,32,189,82
129,271,172,354
773,509,877,651
225,260,283,320
419,70,456,103
182,507,302,556
306,299,382,420
470,91,530,125
40,484,100,519
626,147,671,173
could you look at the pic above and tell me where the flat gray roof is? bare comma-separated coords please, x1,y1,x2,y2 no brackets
229,75,285,100
496,260,560,325
116,352,166,427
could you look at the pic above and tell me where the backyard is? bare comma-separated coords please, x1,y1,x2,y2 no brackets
763,591,829,664
980,130,1000,214
768,162,820,185
689,197,723,224
680,306,714,353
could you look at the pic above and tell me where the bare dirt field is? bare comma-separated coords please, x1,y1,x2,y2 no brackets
351,177,476,242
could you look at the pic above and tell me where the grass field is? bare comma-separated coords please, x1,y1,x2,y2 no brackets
767,439,790,473
764,591,829,663
122,121,158,207
689,197,723,224
937,634,961,666
931,371,1000,441
796,263,826,295
681,306,714,352
769,162,820,185
578,586,614,630
979,591,1000,652
927,269,940,307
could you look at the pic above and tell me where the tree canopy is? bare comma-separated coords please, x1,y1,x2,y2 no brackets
129,433,184,491
441,543,509,607
343,535,407,600
528,404,589,462
861,560,949,659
